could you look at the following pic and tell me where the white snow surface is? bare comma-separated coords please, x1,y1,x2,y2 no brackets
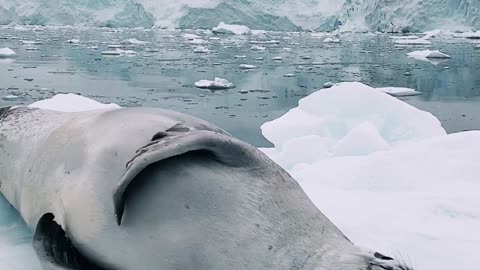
194,77,234,89
212,22,251,35
0,47,16,57
261,81,479,270
28,93,120,112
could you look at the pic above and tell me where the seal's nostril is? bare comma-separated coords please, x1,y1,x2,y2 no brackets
374,252,394,260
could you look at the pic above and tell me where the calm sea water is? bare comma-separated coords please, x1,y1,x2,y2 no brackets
1,26,480,147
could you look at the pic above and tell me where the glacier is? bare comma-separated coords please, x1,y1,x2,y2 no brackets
0,0,479,32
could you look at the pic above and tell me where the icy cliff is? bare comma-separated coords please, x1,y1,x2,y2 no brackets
0,0,479,32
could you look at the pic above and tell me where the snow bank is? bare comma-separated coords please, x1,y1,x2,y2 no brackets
212,22,251,35
194,77,234,90
0,48,16,58
377,87,421,97
261,82,479,270
28,93,120,112
261,82,445,169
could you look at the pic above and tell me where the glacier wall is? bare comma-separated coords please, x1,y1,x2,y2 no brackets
0,0,479,32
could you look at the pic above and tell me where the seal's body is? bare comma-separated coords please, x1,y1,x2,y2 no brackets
0,106,405,270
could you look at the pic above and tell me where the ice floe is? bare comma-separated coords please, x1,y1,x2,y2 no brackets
0,48,16,58
239,64,258,70
194,77,235,90
377,87,421,97
212,22,251,35
323,37,340,43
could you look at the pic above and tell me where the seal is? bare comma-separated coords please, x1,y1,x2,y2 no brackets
0,106,410,270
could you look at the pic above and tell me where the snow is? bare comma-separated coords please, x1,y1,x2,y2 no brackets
261,82,479,270
0,48,16,58
212,22,251,35
407,50,451,64
377,87,421,97
323,37,340,43
261,82,445,169
194,77,235,90
28,93,120,112
239,64,257,70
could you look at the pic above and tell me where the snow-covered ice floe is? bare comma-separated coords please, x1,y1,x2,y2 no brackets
65,39,80,44
212,22,251,35
407,50,451,64
394,38,431,45
194,77,235,90
122,38,149,45
377,87,421,97
193,46,211,53
323,37,340,43
239,64,257,70
101,49,137,56
260,81,479,270
2,95,20,101
0,48,16,58
28,93,120,112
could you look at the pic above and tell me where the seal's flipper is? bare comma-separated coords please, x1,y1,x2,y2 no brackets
33,213,107,270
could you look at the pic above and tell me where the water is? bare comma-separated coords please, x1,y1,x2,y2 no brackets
1,27,480,146
1,26,480,269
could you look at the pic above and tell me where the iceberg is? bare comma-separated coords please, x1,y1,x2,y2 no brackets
407,50,451,64
194,77,234,90
0,47,16,57
212,22,251,35
261,82,445,169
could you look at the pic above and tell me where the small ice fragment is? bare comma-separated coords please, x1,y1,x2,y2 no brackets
108,44,122,48
377,87,422,97
239,64,257,70
407,50,451,64
2,95,20,101
65,39,80,44
250,40,280,45
394,39,432,45
272,56,282,60
251,45,266,51
235,55,247,58
28,93,120,112
193,46,211,53
239,90,249,94
284,73,295,77
194,77,235,90
300,56,311,60
0,48,16,58
212,22,251,35
122,38,149,45
323,37,340,43
20,40,42,45
323,82,334,88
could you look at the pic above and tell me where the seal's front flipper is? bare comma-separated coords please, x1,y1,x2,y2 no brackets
33,213,107,270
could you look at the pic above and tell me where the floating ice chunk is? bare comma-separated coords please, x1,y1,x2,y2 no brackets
234,55,247,58
239,64,258,70
251,45,266,51
394,38,432,45
254,57,264,60
476,44,480,49
249,40,280,45
251,30,267,36
2,95,20,101
261,82,445,168
194,77,235,90
65,39,80,44
212,22,251,35
0,48,16,58
323,37,340,43
272,56,282,60
25,47,39,51
388,35,420,39
323,82,334,88
460,31,480,39
107,44,122,48
283,73,295,77
182,33,201,40
193,46,211,53
189,38,209,44
101,49,137,56
122,38,149,45
377,87,421,97
209,37,221,41
300,56,311,60
407,50,451,64
28,93,120,112
422,29,443,39
20,40,42,45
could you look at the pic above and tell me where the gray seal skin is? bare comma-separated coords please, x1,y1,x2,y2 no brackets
0,106,409,270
